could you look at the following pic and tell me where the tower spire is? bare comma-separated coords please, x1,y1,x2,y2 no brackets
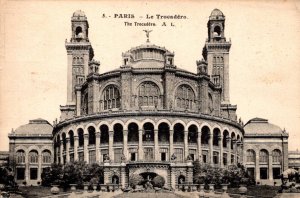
203,9,231,104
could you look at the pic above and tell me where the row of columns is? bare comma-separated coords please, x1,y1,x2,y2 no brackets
57,130,242,166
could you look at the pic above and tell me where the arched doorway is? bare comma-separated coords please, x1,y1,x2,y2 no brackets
178,175,185,184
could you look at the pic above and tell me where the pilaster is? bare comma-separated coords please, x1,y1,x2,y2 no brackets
269,154,273,181
218,135,223,167
226,137,231,165
109,131,114,161
66,138,70,163
60,140,64,165
169,130,174,160
96,131,101,162
123,130,128,160
75,86,82,116
255,152,260,181
184,131,189,159
74,136,79,161
138,129,143,160
84,134,89,163
232,139,237,164
38,153,42,181
197,131,202,161
209,134,213,165
154,129,159,161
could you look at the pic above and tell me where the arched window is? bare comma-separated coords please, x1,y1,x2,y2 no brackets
175,85,195,109
158,123,170,143
62,133,66,151
103,85,121,110
138,81,160,106
213,26,221,37
78,128,84,147
16,150,25,164
69,130,74,148
188,125,198,144
173,123,184,143
82,93,88,114
201,126,210,145
112,175,119,184
128,123,139,142
100,125,109,144
223,130,229,148
272,149,281,163
178,175,185,184
246,149,255,163
42,150,51,163
75,26,83,38
113,124,123,143
143,123,154,142
208,93,214,113
29,150,38,163
259,149,268,163
213,128,220,146
88,126,96,145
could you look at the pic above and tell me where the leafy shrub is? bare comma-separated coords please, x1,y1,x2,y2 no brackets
193,161,254,188
152,175,165,188
129,174,143,188
41,164,63,186
41,161,103,189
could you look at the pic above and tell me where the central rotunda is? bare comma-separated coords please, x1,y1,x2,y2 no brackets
53,9,244,189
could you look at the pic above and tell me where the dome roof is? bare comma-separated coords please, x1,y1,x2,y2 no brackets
122,43,174,69
73,10,86,17
14,118,53,135
209,8,225,20
243,117,283,135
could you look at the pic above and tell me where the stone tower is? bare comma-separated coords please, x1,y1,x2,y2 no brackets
202,9,231,104
65,10,94,105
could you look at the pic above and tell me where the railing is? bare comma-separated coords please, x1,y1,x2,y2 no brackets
158,141,170,146
113,142,123,147
142,141,154,145
173,142,184,146
188,142,197,147
127,141,138,146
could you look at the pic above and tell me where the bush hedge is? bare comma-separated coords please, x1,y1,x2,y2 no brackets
41,161,104,188
193,160,255,187
152,175,165,188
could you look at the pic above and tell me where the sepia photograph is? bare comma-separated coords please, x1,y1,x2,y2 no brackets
0,1,300,197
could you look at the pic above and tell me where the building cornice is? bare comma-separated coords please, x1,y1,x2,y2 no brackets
53,110,243,132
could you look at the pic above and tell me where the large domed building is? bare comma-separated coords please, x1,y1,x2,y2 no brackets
8,119,53,186
8,9,288,187
54,9,243,188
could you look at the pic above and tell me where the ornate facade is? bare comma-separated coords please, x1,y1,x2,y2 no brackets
243,118,288,185
7,9,289,187
53,9,243,189
8,119,53,186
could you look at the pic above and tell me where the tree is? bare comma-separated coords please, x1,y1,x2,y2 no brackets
61,161,86,188
42,161,104,189
129,174,143,188
41,163,63,186
152,175,165,188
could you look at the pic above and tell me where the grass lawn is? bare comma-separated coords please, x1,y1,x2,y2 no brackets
227,185,281,198
17,186,70,198
14,185,281,198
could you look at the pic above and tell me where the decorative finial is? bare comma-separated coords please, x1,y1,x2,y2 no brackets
143,29,152,43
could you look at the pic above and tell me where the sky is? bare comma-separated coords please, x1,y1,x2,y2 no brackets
0,0,300,151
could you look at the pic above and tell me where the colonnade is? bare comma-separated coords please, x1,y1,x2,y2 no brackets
55,121,243,167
